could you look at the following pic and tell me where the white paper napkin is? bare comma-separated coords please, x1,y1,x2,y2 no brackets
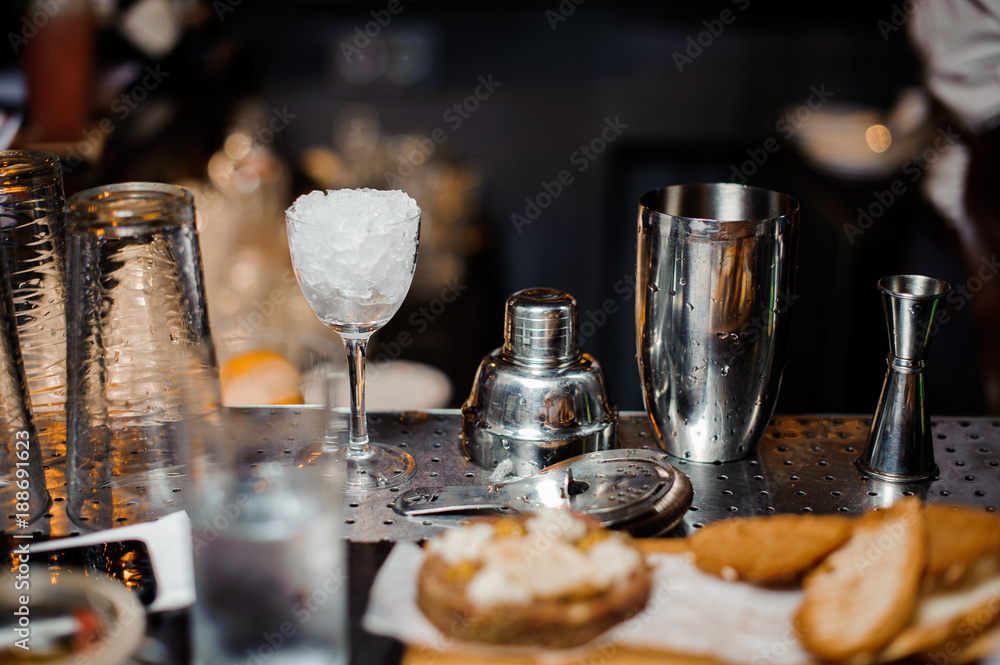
30,510,195,613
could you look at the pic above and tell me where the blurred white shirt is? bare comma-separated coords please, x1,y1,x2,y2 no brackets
909,0,1000,134
907,0,1000,236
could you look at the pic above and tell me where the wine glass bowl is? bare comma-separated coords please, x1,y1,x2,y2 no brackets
286,188,420,490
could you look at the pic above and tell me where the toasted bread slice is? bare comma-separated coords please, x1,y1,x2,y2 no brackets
415,511,653,649
795,497,926,663
939,620,1000,665
876,503,1000,662
689,514,854,586
924,503,1000,588
879,569,1000,662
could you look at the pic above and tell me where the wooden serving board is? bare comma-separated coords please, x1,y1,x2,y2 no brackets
401,646,735,665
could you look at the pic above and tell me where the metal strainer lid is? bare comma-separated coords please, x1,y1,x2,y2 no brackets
394,448,693,537
534,449,693,536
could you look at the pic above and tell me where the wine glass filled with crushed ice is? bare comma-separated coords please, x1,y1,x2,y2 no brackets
286,188,419,490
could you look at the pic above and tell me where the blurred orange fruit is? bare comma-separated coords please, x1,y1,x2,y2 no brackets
219,349,303,406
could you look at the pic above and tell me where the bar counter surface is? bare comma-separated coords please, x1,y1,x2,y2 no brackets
24,408,1000,664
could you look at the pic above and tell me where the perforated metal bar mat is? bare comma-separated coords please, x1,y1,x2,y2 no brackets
29,409,1000,542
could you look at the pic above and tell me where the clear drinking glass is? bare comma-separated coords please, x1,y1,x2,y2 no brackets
285,189,419,490
65,183,218,530
0,247,50,529
190,404,347,665
0,150,68,421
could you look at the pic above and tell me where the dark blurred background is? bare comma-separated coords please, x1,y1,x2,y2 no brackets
2,0,989,415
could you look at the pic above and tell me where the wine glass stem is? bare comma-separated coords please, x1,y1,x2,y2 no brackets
342,333,373,457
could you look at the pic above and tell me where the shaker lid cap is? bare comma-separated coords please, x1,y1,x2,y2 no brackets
503,287,578,366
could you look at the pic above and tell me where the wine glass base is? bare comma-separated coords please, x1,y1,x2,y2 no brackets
344,443,417,490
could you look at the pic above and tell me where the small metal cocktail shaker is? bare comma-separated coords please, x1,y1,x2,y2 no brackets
857,274,950,481
462,288,616,478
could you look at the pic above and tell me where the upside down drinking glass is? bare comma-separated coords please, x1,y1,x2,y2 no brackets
0,150,68,421
285,188,419,490
65,182,218,529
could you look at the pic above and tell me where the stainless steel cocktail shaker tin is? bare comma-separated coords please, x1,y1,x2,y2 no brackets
462,287,616,477
636,183,799,463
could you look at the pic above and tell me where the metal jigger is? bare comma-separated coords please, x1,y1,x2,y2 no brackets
857,275,951,481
